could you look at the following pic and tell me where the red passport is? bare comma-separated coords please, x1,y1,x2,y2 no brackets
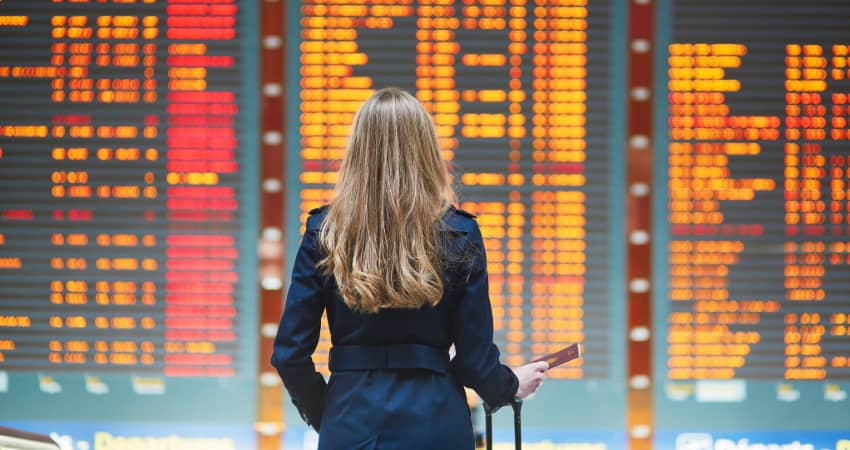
532,343,582,368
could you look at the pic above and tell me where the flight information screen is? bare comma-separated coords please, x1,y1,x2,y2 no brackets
0,0,258,431
285,0,625,446
293,0,613,380
654,0,850,445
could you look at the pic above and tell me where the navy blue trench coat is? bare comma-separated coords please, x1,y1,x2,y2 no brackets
271,206,519,450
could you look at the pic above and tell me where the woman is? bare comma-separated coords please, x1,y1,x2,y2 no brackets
271,87,548,450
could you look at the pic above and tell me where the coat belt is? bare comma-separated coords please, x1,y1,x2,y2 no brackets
328,344,450,374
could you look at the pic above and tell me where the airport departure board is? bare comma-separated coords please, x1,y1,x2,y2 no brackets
5,0,850,447
654,0,850,442
291,0,614,381
662,0,850,384
0,0,257,412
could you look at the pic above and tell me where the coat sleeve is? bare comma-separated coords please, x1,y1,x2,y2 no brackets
270,226,327,431
449,221,519,407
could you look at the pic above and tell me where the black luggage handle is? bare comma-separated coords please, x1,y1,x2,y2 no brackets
483,398,522,450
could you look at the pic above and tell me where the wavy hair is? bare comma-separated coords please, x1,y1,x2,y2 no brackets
317,87,455,313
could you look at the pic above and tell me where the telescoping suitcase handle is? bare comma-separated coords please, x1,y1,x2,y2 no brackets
483,398,523,450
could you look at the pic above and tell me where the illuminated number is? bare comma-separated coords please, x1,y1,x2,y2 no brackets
188,342,215,353
68,148,88,160
800,313,820,324
802,356,826,368
65,293,87,304
67,171,88,183
784,331,801,344
111,341,136,352
66,316,86,328
110,354,138,365
110,317,136,329
67,280,87,291
803,333,822,344
140,317,155,329
66,341,87,352
50,316,63,328
785,346,800,356
114,281,135,292
165,342,184,353
65,353,86,364
785,313,798,324
67,258,86,269
785,356,800,367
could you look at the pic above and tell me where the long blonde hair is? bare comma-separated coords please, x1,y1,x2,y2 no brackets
317,87,455,313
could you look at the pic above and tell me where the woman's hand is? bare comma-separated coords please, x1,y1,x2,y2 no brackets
513,361,549,399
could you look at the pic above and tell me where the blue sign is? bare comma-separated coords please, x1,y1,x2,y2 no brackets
656,431,850,450
2,421,256,450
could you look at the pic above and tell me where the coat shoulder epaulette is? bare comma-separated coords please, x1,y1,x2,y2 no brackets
308,205,329,215
453,207,477,219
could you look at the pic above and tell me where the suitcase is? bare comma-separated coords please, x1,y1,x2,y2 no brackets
483,398,523,450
